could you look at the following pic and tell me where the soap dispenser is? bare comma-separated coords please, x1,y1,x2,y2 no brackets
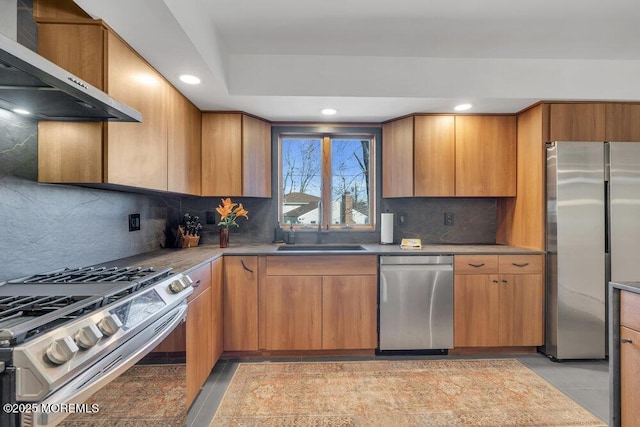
287,224,296,244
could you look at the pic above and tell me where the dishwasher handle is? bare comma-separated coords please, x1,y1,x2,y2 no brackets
380,264,453,272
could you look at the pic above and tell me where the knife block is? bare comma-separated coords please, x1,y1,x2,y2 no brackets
175,225,200,248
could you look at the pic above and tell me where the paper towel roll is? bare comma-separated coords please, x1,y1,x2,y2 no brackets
380,213,394,244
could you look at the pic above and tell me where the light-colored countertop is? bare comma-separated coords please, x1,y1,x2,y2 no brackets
106,243,544,275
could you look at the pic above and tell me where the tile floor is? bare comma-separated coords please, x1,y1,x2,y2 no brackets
187,352,610,427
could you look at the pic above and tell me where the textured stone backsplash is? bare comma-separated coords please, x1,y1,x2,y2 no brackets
0,110,173,281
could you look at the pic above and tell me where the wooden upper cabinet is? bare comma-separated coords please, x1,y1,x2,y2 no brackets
548,103,606,142
36,19,201,194
414,115,455,197
105,31,168,190
455,116,516,197
201,113,271,197
168,87,202,195
606,104,640,142
382,116,414,197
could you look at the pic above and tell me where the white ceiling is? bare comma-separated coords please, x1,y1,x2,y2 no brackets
74,0,640,122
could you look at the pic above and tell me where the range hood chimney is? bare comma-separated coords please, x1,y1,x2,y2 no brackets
0,5,141,122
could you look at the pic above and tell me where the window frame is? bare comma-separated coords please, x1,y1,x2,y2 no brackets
277,131,377,231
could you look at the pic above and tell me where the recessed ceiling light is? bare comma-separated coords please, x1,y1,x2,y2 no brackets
454,103,472,111
179,74,201,85
13,108,30,115
321,108,338,115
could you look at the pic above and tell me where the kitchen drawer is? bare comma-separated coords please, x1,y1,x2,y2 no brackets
621,290,640,332
266,255,377,276
454,255,499,274
185,262,211,302
498,255,543,274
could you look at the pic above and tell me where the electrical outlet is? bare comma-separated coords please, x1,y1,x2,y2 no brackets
206,211,216,224
128,213,141,231
397,212,407,227
444,212,454,226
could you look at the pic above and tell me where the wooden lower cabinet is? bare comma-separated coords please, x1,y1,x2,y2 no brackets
454,254,544,348
261,255,378,351
186,285,213,406
322,275,377,349
263,276,322,350
223,256,259,351
211,257,224,363
620,326,640,425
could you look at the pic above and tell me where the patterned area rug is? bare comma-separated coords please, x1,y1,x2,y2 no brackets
60,364,186,426
211,359,605,426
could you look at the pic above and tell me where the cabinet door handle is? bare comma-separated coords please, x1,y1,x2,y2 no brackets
621,338,633,344
502,279,508,284
492,279,499,284
469,263,485,268
512,262,530,267
241,260,254,273
192,279,202,288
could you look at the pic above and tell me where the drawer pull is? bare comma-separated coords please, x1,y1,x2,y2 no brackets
492,279,499,284
621,338,633,344
502,280,508,284
241,260,254,273
192,279,202,289
469,263,485,268
512,262,530,267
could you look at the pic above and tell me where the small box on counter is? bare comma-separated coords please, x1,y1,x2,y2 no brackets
400,238,422,250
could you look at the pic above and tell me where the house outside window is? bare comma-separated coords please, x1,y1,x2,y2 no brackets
278,132,375,230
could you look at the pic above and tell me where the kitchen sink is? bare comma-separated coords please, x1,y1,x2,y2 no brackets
276,244,366,252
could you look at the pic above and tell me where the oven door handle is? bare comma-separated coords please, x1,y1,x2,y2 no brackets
33,303,188,427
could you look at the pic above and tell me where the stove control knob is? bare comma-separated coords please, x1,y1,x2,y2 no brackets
46,336,79,365
168,275,193,294
74,324,104,349
97,314,123,336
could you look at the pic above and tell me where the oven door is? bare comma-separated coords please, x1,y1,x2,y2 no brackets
22,302,187,427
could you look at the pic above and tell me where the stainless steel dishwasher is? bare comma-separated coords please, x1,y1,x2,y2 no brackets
379,255,454,351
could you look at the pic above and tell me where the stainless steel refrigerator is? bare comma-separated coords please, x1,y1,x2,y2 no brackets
546,141,640,360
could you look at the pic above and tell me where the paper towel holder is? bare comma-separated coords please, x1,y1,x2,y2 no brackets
380,212,394,245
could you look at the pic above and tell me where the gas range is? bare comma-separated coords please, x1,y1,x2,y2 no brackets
0,265,194,427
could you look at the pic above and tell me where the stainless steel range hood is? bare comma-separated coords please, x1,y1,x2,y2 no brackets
0,31,141,122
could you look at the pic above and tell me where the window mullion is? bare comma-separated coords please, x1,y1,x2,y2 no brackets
321,136,332,229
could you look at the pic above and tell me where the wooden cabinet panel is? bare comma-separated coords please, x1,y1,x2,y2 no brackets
455,116,516,197
201,113,271,197
37,22,104,89
549,103,605,142
322,275,377,349
263,276,323,350
621,290,640,332
185,262,212,302
499,274,544,346
38,122,103,183
498,255,543,274
606,104,640,142
186,286,213,406
454,255,499,275
414,115,455,196
106,31,168,190
202,113,242,196
211,257,224,363
454,274,500,347
382,116,414,197
620,326,640,426
223,256,258,351
168,87,202,195
242,115,272,197
266,255,377,276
